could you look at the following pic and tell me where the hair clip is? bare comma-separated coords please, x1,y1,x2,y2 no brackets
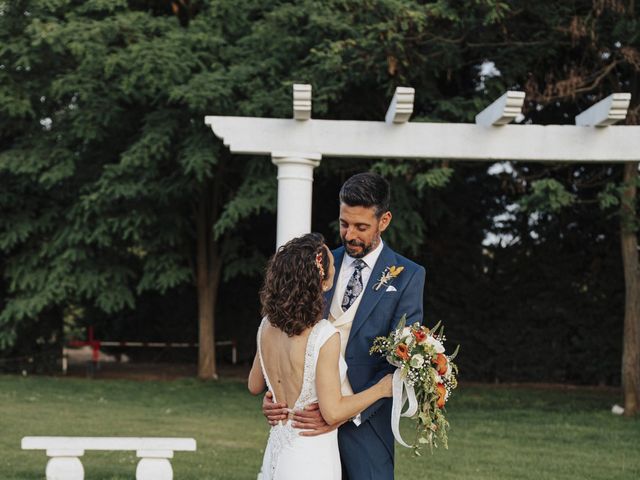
315,251,325,278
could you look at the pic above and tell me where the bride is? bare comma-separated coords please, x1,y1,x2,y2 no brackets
248,233,392,480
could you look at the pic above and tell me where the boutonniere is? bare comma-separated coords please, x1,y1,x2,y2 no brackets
373,265,404,291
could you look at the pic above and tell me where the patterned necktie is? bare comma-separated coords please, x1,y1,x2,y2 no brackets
341,259,366,311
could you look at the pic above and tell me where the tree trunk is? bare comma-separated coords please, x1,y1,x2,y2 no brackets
620,162,640,416
195,179,223,380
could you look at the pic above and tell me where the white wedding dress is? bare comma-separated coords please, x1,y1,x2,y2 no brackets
257,318,348,480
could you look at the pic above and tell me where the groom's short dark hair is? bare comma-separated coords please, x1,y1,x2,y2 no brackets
339,172,390,217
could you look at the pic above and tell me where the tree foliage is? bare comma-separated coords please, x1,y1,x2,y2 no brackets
1,0,639,398
0,0,278,367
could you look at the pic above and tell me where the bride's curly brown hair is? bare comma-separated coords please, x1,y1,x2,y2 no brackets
260,233,330,336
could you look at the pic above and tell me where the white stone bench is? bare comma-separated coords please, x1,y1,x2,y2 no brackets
21,436,197,480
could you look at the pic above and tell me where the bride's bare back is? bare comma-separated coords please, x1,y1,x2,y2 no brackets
259,322,312,408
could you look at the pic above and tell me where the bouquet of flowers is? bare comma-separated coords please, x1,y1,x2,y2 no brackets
370,315,459,455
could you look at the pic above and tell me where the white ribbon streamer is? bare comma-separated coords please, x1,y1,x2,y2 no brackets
391,368,418,448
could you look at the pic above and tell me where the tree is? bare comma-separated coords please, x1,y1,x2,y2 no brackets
620,162,640,415
0,0,279,378
2,0,637,400
499,1,640,415
6,0,506,374
296,0,640,413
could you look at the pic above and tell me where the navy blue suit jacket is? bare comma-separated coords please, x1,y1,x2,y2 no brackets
324,244,425,475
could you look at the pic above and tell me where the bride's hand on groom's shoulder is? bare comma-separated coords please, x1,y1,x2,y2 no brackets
262,391,289,426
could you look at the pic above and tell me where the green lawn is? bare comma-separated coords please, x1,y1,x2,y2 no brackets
1,375,638,479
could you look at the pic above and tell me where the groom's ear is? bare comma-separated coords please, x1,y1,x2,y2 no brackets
378,211,392,232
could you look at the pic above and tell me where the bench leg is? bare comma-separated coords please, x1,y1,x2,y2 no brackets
46,456,84,480
136,458,173,480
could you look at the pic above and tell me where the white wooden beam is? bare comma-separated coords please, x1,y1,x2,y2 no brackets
475,91,526,126
575,93,631,127
385,87,414,124
205,116,640,162
293,84,312,121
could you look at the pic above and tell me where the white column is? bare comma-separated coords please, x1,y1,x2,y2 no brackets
271,152,322,249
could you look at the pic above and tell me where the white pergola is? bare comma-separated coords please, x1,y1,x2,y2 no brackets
205,86,639,247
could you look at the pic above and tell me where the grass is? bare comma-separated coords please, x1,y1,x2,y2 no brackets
1,375,639,479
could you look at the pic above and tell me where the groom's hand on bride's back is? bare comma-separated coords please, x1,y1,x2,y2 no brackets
291,403,340,436
262,391,289,426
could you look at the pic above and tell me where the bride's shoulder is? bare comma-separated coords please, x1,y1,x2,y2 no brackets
314,319,339,345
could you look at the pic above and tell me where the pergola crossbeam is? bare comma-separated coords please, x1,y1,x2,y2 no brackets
475,91,526,126
385,87,415,124
293,84,312,121
575,93,631,127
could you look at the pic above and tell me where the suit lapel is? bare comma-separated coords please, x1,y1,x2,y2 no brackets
349,245,397,340
323,247,345,318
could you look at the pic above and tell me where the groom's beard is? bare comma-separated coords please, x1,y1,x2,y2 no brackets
342,235,378,258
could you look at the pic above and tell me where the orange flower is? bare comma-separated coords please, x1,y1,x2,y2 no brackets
413,329,427,343
395,343,410,361
432,353,448,375
436,383,446,409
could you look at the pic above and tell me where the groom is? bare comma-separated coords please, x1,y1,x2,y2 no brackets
263,172,425,479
